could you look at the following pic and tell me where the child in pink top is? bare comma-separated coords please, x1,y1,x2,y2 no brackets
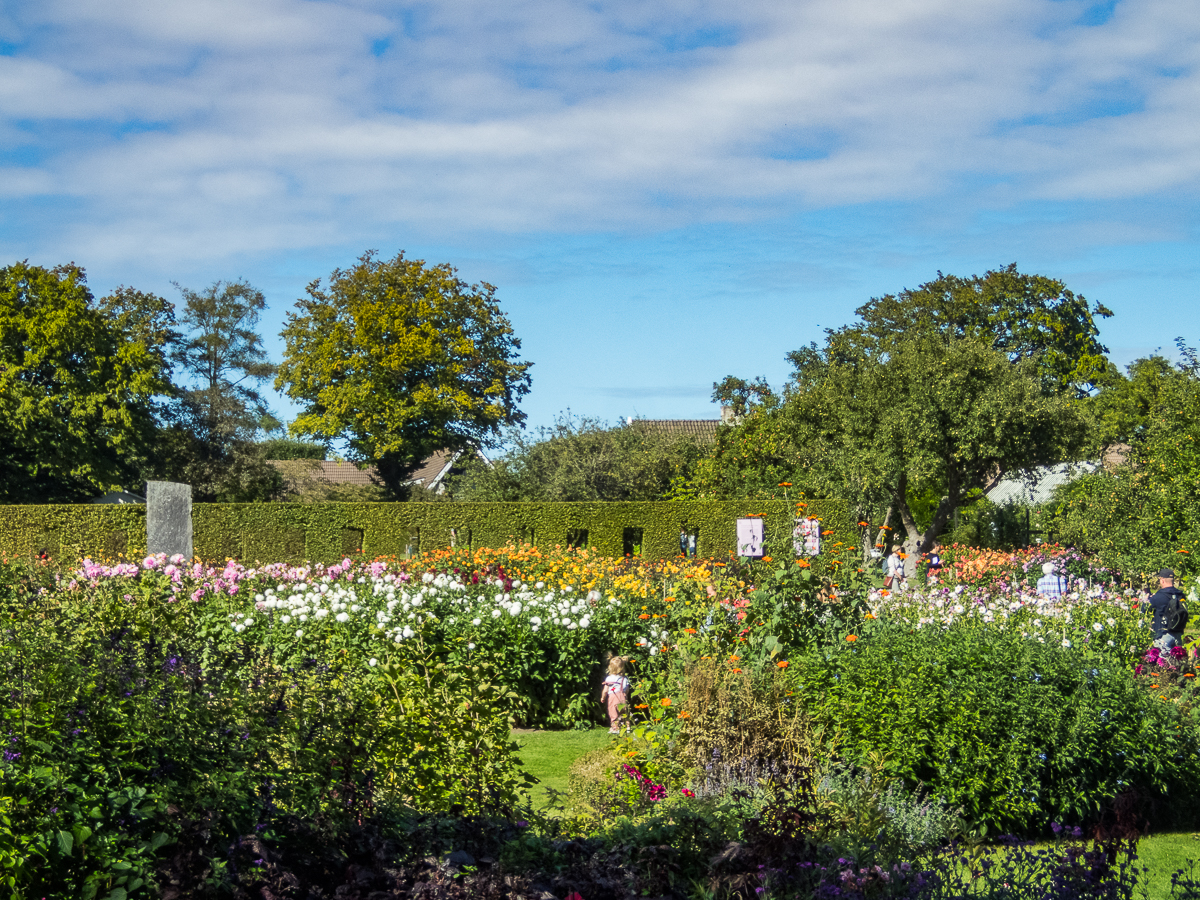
600,656,630,734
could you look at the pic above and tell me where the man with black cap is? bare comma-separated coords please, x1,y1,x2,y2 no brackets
1148,568,1188,649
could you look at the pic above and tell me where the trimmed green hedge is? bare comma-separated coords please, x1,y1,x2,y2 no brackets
0,500,852,565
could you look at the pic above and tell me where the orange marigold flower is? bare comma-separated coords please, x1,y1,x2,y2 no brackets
777,660,789,668
678,711,691,719
732,668,743,673
635,704,649,709
1187,674,1196,678
846,635,858,642
779,482,792,487
796,560,811,568
660,697,672,707
638,613,650,619
761,556,773,563
684,628,697,634
729,655,741,661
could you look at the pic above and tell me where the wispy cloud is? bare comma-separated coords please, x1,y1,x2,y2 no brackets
0,0,1197,269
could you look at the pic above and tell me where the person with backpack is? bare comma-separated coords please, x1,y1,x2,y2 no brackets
1149,568,1189,650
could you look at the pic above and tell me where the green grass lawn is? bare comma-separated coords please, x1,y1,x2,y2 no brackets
1134,832,1200,899
511,727,614,807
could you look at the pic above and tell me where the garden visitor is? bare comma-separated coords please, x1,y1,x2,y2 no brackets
926,543,944,584
1036,562,1067,599
1149,568,1189,650
600,656,631,734
885,546,904,590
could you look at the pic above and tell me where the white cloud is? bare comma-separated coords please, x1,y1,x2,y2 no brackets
1,0,1198,267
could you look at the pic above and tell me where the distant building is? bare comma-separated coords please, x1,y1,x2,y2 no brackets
985,461,1099,507
268,448,485,499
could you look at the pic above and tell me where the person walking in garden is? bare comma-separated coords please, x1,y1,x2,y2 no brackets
925,543,944,584
1036,562,1067,599
1149,568,1189,649
600,656,631,734
885,546,905,590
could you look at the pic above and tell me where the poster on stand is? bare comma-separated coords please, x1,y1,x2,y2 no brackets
736,517,764,557
793,517,821,556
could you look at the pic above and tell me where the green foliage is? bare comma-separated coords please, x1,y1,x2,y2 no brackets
825,263,1113,395
162,279,280,502
1055,350,1200,579
795,623,1200,834
700,266,1109,564
258,437,327,460
277,250,532,498
451,415,708,502
681,403,809,501
0,557,532,898
0,499,855,566
787,333,1087,562
0,262,174,502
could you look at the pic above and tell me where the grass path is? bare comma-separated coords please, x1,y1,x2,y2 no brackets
511,727,614,807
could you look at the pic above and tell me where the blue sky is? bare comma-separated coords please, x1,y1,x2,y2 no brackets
1,0,1198,437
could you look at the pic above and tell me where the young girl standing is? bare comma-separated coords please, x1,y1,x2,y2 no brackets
600,656,630,734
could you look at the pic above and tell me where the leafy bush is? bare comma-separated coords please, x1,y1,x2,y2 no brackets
795,622,1200,834
0,559,532,898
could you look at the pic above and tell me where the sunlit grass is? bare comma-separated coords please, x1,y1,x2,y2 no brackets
512,727,615,807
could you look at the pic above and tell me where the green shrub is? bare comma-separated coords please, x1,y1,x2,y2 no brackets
0,559,532,898
795,623,1200,835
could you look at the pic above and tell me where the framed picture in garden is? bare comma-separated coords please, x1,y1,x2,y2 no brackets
736,517,764,557
793,517,821,556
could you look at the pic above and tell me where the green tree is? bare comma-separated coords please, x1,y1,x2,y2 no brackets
789,333,1087,569
277,251,532,498
694,267,1109,563
823,264,1112,395
0,262,175,502
450,415,707,502
162,279,280,501
1055,347,1200,579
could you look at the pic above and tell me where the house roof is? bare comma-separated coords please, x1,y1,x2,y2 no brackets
268,460,380,486
267,448,481,494
985,461,1099,506
628,419,723,441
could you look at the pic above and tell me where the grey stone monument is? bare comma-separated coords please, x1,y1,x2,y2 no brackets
146,481,193,560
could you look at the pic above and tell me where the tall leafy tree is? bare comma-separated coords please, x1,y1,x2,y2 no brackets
277,250,532,498
821,264,1113,395
451,415,706,502
695,266,1107,565
0,262,174,501
788,333,1087,569
1055,345,1200,579
164,279,280,500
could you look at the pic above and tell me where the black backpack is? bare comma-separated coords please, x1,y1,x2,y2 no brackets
1165,594,1190,633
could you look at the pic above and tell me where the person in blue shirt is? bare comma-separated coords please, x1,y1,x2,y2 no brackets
1036,562,1067,598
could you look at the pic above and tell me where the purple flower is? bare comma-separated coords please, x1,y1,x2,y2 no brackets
1171,645,1187,659
3,750,20,762
1051,821,1062,836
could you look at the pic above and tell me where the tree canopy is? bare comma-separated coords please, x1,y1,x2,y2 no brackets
1055,347,1200,579
0,262,174,501
157,279,281,501
450,416,707,502
817,264,1112,395
277,251,532,498
693,266,1106,565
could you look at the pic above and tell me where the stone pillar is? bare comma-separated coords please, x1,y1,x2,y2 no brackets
146,481,193,561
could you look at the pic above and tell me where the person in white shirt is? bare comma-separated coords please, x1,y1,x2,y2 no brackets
886,547,905,590
600,656,631,734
